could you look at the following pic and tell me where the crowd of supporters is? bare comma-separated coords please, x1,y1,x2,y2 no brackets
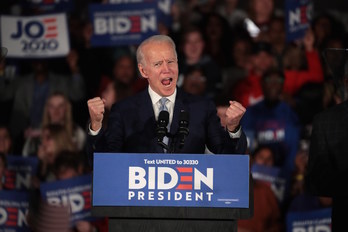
0,0,347,231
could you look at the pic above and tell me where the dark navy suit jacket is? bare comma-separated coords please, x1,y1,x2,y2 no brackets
87,88,247,160
306,100,348,230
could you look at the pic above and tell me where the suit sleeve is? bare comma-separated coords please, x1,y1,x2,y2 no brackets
86,104,124,166
205,100,247,155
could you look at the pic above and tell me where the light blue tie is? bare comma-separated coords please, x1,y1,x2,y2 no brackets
159,97,169,112
159,98,169,150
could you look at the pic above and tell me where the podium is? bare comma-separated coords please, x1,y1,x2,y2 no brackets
92,153,253,232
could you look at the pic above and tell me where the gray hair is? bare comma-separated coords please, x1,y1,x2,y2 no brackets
136,35,177,66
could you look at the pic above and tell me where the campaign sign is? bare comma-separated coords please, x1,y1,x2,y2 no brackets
89,2,158,47
93,153,249,208
108,0,174,27
25,0,74,13
285,0,313,42
40,174,92,224
0,190,30,232
286,208,332,232
0,13,70,58
3,156,38,190
251,164,287,203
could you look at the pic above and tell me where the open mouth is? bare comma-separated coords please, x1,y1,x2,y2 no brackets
161,77,173,87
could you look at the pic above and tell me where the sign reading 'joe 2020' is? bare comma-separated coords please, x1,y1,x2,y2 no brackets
93,153,250,208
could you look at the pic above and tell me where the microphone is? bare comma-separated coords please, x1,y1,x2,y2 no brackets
157,110,169,149
178,110,189,149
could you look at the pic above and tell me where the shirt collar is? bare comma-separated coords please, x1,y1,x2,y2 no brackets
148,86,177,105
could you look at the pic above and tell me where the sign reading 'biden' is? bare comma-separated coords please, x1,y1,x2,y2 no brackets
93,153,250,208
40,174,93,224
89,2,158,47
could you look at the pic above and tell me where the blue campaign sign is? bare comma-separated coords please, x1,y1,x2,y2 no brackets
24,0,74,13
108,0,174,27
0,190,30,231
286,208,332,232
4,156,39,190
6,155,38,175
40,174,93,224
285,0,313,42
251,164,287,203
89,2,159,47
93,153,250,208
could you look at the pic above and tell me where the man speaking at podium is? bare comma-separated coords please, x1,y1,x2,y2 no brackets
87,35,247,156
86,35,249,232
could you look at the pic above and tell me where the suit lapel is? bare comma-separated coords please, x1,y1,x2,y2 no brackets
137,89,164,153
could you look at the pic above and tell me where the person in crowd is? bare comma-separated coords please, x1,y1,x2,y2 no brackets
238,145,282,232
37,124,76,183
306,51,348,230
246,0,275,40
53,151,108,232
288,139,332,212
42,92,86,151
232,41,275,107
311,13,345,52
22,92,86,156
233,29,324,108
216,0,247,29
86,35,249,231
73,21,112,100
178,27,223,98
0,53,86,154
100,80,132,129
240,68,300,176
268,16,287,70
221,35,253,97
97,53,147,97
0,125,12,155
201,12,233,69
251,144,275,167
181,65,207,96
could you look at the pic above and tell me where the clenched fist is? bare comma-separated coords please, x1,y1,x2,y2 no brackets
225,101,246,132
87,97,106,131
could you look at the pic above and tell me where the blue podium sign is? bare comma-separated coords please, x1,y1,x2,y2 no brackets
93,153,249,208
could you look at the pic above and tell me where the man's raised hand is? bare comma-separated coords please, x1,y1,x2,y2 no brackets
87,97,106,131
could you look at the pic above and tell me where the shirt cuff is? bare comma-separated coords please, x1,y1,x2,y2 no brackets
227,126,242,139
88,123,101,136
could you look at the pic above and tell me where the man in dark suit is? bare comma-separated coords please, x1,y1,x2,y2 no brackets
86,35,250,232
306,57,348,231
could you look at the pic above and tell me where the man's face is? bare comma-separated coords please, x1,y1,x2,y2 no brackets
113,56,135,85
262,74,283,101
138,42,178,96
